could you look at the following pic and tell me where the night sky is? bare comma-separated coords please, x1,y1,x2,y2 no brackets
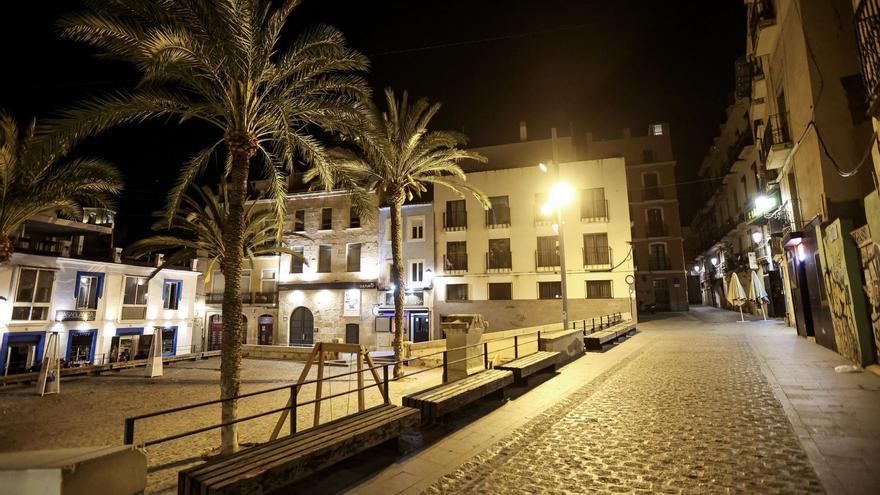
1,0,745,245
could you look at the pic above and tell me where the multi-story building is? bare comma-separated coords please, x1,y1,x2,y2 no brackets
376,202,435,343
580,123,689,312
741,0,874,358
689,95,788,319
432,132,635,333
0,209,200,375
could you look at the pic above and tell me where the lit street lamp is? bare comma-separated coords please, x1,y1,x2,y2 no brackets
539,128,573,330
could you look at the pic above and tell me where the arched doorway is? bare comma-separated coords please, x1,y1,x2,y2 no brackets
208,314,223,351
289,307,314,346
258,314,274,345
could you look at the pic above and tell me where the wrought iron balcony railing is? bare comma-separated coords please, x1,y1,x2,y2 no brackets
535,250,560,269
443,211,467,231
443,252,468,272
485,206,511,227
486,251,512,270
646,222,668,237
583,247,612,267
759,113,791,164
748,0,776,52
856,0,880,116
580,199,609,222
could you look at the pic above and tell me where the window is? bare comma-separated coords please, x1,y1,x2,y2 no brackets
536,236,560,268
241,269,251,295
643,172,662,200
75,273,101,310
646,208,665,236
650,123,663,136
349,207,361,228
488,238,512,269
642,149,654,163
446,284,468,301
581,188,607,220
410,260,424,283
121,276,148,320
260,269,276,293
320,208,332,230
586,280,613,299
161,327,176,356
318,245,332,272
487,196,511,226
347,243,362,272
583,234,610,265
290,246,305,274
408,216,425,241
649,243,669,270
12,268,54,321
488,282,512,300
162,280,182,310
444,200,467,229
538,281,562,299
294,210,305,232
445,241,467,271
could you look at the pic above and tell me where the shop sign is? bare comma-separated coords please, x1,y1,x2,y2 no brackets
279,281,377,291
343,289,361,317
748,252,758,270
55,310,96,322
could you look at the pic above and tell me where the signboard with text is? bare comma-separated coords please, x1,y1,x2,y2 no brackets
343,289,361,317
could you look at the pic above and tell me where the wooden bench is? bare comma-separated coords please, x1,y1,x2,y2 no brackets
178,404,419,495
584,329,619,351
496,351,560,382
402,369,513,423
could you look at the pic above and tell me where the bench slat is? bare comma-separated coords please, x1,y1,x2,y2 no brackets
402,369,513,422
496,351,559,381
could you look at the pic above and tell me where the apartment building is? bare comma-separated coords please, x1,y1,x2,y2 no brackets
0,209,199,375
734,0,876,364
580,123,689,312
690,95,788,319
376,202,435,343
433,133,634,333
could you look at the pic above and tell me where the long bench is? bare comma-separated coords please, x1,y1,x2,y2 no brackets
584,321,638,352
402,369,513,423
496,351,560,383
178,404,419,495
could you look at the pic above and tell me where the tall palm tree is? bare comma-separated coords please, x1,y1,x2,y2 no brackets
0,112,121,262
125,184,304,277
54,0,369,453
310,89,488,378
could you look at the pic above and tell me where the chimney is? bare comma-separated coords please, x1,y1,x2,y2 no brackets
519,121,528,141
155,253,165,267
114,247,123,263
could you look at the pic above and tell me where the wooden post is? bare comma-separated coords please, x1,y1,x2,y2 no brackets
364,353,387,400
514,335,519,359
483,342,489,369
313,348,324,427
356,351,365,412
442,351,448,383
270,345,318,441
289,384,297,435
382,365,390,404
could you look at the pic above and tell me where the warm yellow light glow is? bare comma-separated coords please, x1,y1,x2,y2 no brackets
538,162,548,173
549,182,575,206
540,202,555,216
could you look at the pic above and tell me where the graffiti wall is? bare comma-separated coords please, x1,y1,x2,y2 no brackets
822,219,874,367
853,190,880,365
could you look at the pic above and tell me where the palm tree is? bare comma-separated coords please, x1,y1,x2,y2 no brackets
125,184,304,277
54,0,369,453
0,112,121,262
310,89,488,378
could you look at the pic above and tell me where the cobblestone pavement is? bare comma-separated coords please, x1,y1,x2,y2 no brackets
424,322,825,494
0,356,440,493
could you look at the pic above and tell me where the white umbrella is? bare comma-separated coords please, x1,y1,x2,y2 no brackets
748,270,768,320
726,273,747,322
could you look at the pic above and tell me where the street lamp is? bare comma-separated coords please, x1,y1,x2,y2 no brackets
538,128,572,330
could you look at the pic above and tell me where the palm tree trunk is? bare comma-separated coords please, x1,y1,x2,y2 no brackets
219,134,252,454
390,191,406,379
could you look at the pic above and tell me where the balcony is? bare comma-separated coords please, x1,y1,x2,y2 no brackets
855,0,880,116
749,0,779,56
205,292,277,305
642,187,664,201
648,255,671,271
583,247,612,268
443,211,467,231
580,199,609,222
486,251,512,271
735,56,764,99
535,250,560,271
646,222,668,238
760,113,793,170
485,207,511,228
443,252,468,272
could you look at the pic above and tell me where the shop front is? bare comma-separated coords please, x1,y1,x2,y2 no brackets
109,327,146,362
1,331,46,375
375,290,432,343
66,329,97,365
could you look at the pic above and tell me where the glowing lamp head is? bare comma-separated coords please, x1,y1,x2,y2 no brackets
754,195,774,214
710,257,718,266
538,162,548,173
540,202,555,216
751,231,764,244
549,181,575,206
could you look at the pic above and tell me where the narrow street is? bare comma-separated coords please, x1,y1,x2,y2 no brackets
345,306,880,495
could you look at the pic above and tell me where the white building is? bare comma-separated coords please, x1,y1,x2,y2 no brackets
433,135,635,332
0,211,199,375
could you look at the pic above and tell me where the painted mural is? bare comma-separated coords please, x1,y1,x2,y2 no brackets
822,219,872,366
851,223,880,364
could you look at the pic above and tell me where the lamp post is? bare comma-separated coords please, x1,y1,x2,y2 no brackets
539,128,571,331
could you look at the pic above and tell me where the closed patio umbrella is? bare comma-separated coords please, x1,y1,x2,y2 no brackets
748,270,768,321
727,273,747,322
